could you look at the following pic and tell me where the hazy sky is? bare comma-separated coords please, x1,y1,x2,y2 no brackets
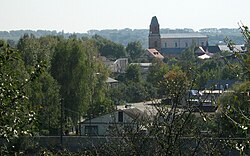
1,0,250,33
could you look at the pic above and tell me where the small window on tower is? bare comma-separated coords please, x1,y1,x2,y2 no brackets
185,42,188,47
175,42,178,48
165,42,167,48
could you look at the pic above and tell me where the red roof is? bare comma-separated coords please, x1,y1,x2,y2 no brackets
147,49,164,59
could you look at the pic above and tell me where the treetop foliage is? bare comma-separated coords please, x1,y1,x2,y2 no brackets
0,40,41,143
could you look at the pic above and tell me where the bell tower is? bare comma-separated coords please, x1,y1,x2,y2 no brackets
148,16,161,51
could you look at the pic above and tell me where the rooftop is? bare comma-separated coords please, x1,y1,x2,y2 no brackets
147,48,164,59
218,44,246,52
106,77,118,83
161,33,207,39
130,63,152,67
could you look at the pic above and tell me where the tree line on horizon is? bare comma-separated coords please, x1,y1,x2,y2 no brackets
0,27,245,49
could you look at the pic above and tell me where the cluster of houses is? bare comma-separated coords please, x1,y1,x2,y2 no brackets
81,16,248,136
147,16,247,59
80,80,240,136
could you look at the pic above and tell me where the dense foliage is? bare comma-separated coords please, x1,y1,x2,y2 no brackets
1,35,113,138
91,35,127,60
0,40,42,154
0,25,249,155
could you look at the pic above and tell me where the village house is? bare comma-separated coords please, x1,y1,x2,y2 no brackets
100,56,128,73
80,108,146,136
106,77,118,88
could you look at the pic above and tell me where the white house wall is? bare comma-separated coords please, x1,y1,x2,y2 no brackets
81,111,136,136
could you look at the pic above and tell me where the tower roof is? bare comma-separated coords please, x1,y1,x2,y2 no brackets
150,16,159,26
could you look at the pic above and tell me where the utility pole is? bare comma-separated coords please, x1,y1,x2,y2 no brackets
60,98,63,150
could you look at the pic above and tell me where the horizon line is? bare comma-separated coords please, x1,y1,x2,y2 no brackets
0,27,241,34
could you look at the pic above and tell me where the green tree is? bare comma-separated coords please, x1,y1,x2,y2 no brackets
88,61,114,118
218,81,250,155
91,35,127,59
37,35,60,67
159,67,189,101
17,34,61,135
25,72,61,135
17,34,40,67
0,40,43,154
51,39,91,123
107,83,127,104
147,59,169,98
178,45,196,71
51,38,111,123
195,59,225,88
126,41,144,62
17,34,59,69
125,64,142,83
147,59,168,84
240,26,250,80
217,25,250,155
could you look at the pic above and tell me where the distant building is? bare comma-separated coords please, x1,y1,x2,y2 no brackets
195,44,247,59
204,80,240,91
113,58,129,73
106,77,118,88
204,44,247,53
194,47,213,59
130,63,152,74
100,56,128,73
148,16,208,56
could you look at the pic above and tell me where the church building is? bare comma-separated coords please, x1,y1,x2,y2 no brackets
148,16,208,56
